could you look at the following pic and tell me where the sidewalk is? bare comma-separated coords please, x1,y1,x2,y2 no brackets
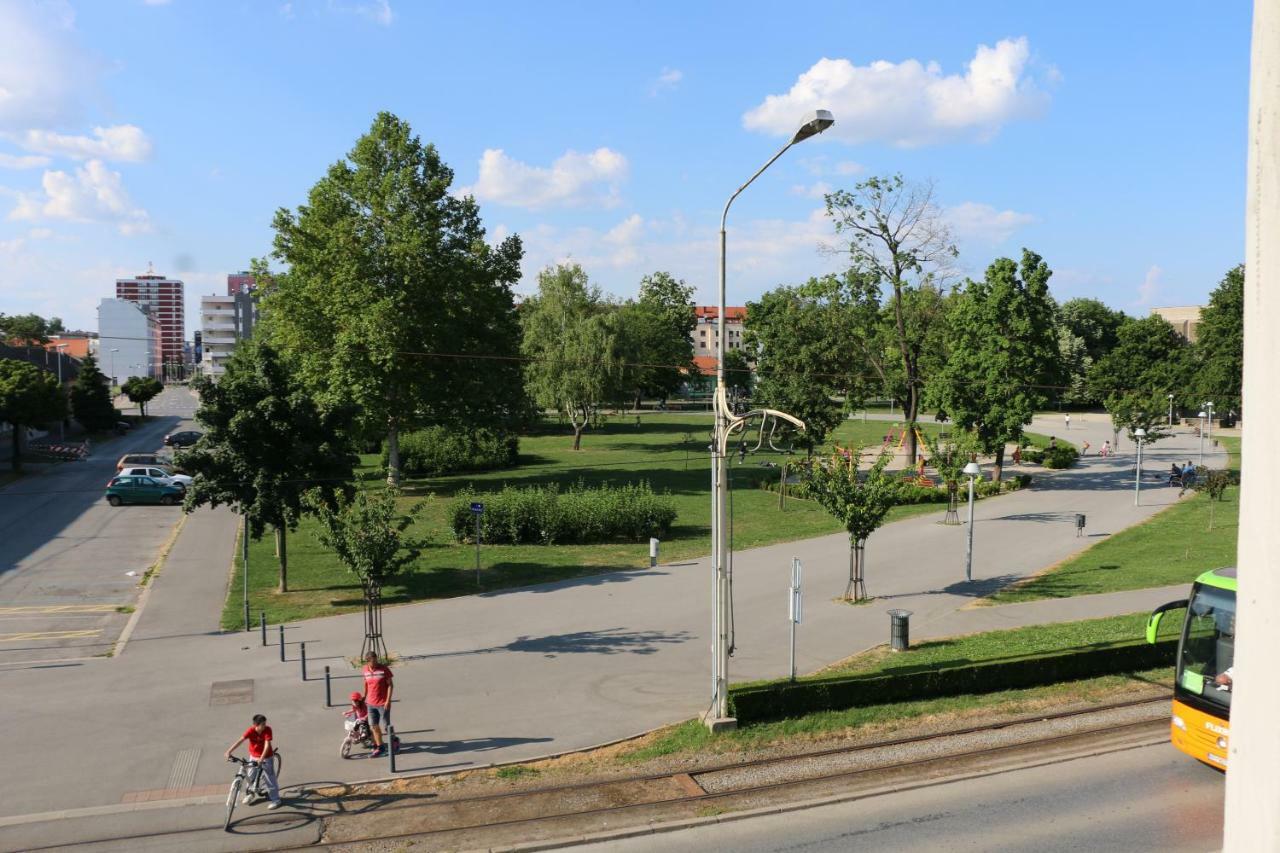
0,415,1223,834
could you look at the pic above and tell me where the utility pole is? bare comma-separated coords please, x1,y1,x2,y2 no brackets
1223,4,1280,847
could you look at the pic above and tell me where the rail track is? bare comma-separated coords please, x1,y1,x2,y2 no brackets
26,694,1172,852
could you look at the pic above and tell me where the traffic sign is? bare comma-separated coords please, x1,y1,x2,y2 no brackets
470,502,484,514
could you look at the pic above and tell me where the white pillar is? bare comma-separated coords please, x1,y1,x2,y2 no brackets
1223,3,1280,848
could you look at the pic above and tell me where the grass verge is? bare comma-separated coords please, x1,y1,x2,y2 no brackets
989,435,1241,603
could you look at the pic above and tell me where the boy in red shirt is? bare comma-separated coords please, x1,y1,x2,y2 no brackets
362,651,394,757
225,714,282,808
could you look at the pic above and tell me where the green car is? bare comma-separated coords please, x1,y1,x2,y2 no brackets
105,475,185,507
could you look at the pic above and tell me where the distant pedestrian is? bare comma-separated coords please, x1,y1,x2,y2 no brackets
1082,440,1091,455
1101,440,1111,457
1012,445,1022,465
362,651,395,758
1065,413,1071,430
1049,436,1058,451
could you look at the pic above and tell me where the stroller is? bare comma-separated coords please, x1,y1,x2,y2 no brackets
340,693,400,758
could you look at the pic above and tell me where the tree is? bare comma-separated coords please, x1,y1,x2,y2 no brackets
521,263,623,450
615,272,695,409
1194,264,1244,413
1088,315,1191,446
722,348,754,408
177,340,357,592
1057,327,1093,407
70,353,117,433
308,487,427,658
120,376,163,418
0,313,57,345
825,175,958,464
0,359,66,472
1058,298,1127,364
925,250,1062,481
922,428,980,521
266,112,526,486
796,449,897,601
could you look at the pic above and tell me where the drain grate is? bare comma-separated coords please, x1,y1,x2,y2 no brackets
209,679,254,706
166,748,201,790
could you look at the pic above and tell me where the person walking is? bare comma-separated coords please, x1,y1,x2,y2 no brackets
225,714,282,809
362,651,395,758
1101,440,1111,457
1065,413,1071,431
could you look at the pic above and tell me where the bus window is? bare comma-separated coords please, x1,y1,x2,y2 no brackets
1179,585,1235,709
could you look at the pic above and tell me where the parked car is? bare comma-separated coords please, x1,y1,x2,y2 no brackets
105,475,185,506
117,452,169,472
163,430,202,448
117,466,193,490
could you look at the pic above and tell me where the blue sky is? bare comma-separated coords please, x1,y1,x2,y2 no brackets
0,0,1253,335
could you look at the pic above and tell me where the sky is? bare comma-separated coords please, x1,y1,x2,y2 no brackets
0,0,1254,337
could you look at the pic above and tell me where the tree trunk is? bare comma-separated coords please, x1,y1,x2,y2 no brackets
845,536,868,602
572,423,584,451
634,392,642,412
904,386,919,464
992,445,1005,483
275,526,288,593
385,418,400,487
9,421,21,473
361,581,387,661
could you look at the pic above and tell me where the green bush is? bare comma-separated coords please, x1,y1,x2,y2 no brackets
381,426,518,477
728,638,1176,723
450,481,677,545
1019,445,1076,469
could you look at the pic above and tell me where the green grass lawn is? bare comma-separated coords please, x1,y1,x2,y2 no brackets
989,436,1241,603
621,611,1171,760
223,413,1033,628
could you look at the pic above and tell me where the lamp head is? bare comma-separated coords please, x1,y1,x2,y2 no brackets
791,109,835,144
1198,411,1207,418
962,461,981,477
1134,428,1146,438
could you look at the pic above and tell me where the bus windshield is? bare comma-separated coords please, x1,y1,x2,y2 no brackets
1179,584,1236,710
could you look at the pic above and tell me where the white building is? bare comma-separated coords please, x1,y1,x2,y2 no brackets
97,298,162,384
200,294,238,379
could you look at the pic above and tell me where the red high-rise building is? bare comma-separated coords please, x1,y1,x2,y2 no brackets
115,265,185,367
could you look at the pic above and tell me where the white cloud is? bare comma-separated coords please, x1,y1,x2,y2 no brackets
8,159,151,234
142,0,172,5
345,0,393,26
649,67,683,95
11,124,152,162
790,181,832,200
834,160,864,176
743,37,1050,147
1137,265,1162,306
461,147,629,210
943,201,1036,245
0,152,49,169
0,0,95,131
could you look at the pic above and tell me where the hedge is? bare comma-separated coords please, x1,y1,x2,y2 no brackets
728,638,1177,724
381,426,518,477
449,481,677,545
761,472,1031,503
1021,445,1078,469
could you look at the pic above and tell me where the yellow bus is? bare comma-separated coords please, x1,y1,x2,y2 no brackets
1145,567,1236,769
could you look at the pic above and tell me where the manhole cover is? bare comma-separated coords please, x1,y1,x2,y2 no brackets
209,679,254,706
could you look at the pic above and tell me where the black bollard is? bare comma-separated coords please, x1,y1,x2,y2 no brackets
300,642,307,681
324,666,331,707
278,624,285,662
260,611,267,647
388,724,397,773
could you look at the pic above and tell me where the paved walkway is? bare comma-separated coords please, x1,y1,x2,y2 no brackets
0,414,1225,848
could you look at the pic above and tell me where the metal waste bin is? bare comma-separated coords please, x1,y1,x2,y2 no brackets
888,609,912,651
1075,514,1086,537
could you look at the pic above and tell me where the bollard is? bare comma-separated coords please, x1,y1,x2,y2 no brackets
649,537,659,568
324,666,331,707
260,611,267,647
888,609,912,651
300,642,307,681
278,624,285,662
388,724,397,773
243,601,250,634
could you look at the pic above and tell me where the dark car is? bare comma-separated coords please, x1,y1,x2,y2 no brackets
163,430,202,448
105,475,185,506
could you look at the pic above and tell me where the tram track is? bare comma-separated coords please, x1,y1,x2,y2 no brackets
20,694,1171,852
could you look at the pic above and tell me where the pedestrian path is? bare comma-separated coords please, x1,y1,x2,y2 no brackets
0,415,1225,832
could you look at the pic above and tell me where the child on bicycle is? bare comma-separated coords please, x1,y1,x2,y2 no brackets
225,714,282,809
345,691,369,724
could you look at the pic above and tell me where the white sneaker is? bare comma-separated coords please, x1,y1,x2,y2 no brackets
241,794,254,804
267,801,282,810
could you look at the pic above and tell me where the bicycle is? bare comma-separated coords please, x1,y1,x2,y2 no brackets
224,751,283,830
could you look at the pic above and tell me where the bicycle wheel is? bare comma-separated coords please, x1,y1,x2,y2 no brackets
224,776,241,830
340,736,353,759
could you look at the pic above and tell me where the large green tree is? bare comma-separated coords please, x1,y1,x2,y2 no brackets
925,250,1062,481
1193,264,1244,414
0,359,66,472
521,263,622,450
1058,298,1127,364
1088,315,1192,445
70,354,117,433
825,175,957,464
266,112,526,485
615,272,695,409
178,340,357,592
121,375,163,418
0,313,60,345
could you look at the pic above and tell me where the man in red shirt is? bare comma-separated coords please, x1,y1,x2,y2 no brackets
225,714,282,808
362,651,395,757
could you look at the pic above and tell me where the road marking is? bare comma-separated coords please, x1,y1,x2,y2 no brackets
0,604,123,614
0,630,101,642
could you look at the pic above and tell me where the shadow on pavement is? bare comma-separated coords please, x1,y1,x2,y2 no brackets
401,627,694,661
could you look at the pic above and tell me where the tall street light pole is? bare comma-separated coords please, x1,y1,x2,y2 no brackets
1204,401,1215,454
1198,409,1207,465
963,461,980,582
1167,393,1174,427
1133,427,1146,505
55,344,68,440
109,348,119,393
707,109,833,732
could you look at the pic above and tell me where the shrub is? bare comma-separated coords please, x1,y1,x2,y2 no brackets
1019,445,1076,469
382,427,518,477
450,481,677,545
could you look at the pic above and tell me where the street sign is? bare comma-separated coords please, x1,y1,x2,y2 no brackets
470,502,484,514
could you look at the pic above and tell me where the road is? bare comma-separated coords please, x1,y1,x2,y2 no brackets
0,386,196,665
579,742,1226,853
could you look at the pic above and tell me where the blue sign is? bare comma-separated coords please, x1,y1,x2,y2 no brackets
470,502,484,514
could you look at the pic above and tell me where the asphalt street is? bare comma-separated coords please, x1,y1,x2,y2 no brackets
0,386,197,666
577,741,1226,853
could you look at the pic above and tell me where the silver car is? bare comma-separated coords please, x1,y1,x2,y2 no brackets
118,466,194,491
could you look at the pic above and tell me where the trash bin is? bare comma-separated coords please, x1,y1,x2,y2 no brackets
888,609,912,651
1075,514,1086,536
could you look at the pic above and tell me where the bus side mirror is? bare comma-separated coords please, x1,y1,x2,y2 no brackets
1146,599,1189,644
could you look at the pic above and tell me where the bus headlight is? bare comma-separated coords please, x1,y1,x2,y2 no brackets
1217,736,1228,749
1172,715,1187,731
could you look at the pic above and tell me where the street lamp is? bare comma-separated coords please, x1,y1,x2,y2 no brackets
1198,410,1207,465
109,347,120,391
1134,428,1146,505
706,109,834,731
1167,394,1174,427
963,461,981,582
54,344,68,440
1204,401,1215,454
